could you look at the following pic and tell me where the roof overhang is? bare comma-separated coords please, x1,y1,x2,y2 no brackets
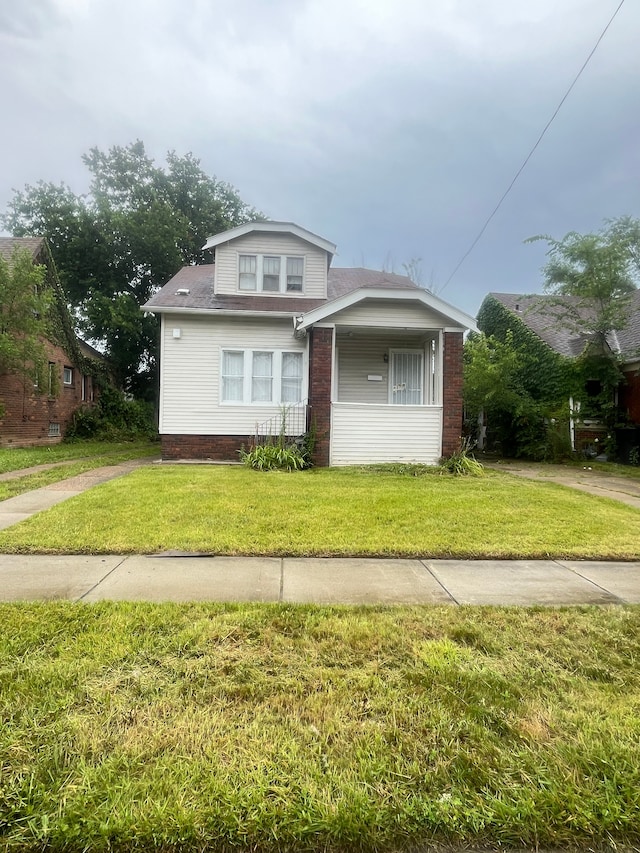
295,287,478,333
144,305,299,320
202,221,336,261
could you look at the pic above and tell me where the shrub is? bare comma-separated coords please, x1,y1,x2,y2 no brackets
440,438,485,476
67,386,156,441
239,442,308,472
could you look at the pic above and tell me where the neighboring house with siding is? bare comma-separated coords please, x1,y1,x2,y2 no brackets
142,221,477,466
0,237,103,447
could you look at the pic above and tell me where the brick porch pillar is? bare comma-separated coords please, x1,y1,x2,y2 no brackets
442,331,464,458
308,326,333,467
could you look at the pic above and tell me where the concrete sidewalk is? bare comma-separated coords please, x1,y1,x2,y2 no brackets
0,553,638,605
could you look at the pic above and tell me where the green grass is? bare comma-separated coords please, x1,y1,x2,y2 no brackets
0,440,158,475
0,465,639,559
1,602,639,852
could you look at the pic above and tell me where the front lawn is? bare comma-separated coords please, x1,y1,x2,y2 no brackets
0,440,158,475
0,465,639,558
1,602,638,852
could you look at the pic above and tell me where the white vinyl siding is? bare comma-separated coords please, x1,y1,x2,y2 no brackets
331,403,442,465
214,233,327,298
329,300,445,328
159,316,306,434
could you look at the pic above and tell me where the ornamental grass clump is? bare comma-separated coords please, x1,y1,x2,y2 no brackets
239,441,308,471
440,437,485,476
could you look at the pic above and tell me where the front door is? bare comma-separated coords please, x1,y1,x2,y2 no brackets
390,350,423,405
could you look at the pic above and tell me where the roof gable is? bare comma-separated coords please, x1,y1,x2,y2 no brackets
0,235,105,370
297,286,478,332
202,221,336,260
0,236,45,263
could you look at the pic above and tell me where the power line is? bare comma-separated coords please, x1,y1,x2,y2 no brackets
441,0,626,293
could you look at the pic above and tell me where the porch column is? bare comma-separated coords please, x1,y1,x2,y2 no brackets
308,326,333,467
442,331,464,457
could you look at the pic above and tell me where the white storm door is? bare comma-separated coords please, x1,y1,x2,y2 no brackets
390,351,423,405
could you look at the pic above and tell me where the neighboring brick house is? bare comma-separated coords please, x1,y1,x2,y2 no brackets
142,221,476,466
478,292,640,456
0,237,104,447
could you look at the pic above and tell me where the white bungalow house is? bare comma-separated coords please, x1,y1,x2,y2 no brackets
142,221,477,466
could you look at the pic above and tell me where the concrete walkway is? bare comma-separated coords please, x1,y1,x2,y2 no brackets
0,552,638,605
0,456,638,605
484,459,640,510
0,457,156,531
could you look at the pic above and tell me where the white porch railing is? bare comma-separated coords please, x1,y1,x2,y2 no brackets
331,402,442,465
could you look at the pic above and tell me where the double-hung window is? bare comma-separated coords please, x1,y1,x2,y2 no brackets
262,257,281,292
238,254,304,293
286,257,303,292
281,352,303,402
238,255,257,291
221,351,244,402
251,352,273,402
221,350,304,405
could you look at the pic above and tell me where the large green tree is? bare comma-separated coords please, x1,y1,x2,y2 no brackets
529,217,638,349
1,141,262,398
529,217,639,435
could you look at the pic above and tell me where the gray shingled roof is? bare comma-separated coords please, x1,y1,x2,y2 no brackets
143,264,420,314
0,236,44,262
488,292,640,362
328,267,419,298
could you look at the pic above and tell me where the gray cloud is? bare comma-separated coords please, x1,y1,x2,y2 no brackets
1,0,638,315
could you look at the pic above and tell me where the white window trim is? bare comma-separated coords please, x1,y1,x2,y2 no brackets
220,349,306,405
237,253,305,294
63,366,73,385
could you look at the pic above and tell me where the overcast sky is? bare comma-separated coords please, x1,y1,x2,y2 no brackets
1,0,638,318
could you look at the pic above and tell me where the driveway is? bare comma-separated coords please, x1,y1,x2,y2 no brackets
485,460,640,510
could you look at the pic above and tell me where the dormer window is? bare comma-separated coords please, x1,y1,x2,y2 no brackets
238,254,304,293
286,257,303,292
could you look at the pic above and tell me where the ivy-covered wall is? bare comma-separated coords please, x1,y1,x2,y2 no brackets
476,295,578,406
469,295,580,459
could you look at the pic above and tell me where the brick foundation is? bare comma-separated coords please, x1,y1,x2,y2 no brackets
308,326,333,467
160,434,253,461
441,331,464,458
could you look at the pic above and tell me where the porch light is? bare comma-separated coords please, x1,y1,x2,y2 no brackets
383,353,389,363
